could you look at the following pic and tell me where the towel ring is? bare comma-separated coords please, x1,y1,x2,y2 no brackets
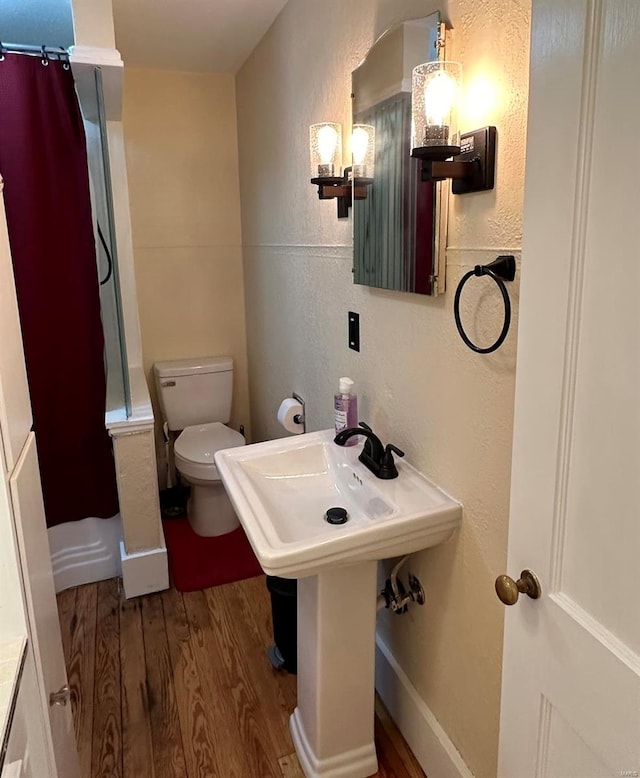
453,255,516,354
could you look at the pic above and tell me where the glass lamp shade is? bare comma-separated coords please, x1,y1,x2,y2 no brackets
310,122,343,178
351,124,375,179
411,61,462,159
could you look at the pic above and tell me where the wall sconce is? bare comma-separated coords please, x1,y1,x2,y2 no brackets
310,122,342,178
351,124,375,181
411,61,496,195
309,122,374,218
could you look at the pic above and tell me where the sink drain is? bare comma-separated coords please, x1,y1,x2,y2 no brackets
325,507,348,525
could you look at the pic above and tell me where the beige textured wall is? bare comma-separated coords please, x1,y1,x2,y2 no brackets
236,1,530,776
112,428,162,552
122,69,250,477
71,0,115,48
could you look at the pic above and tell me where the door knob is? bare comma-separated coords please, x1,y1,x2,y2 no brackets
495,569,541,605
49,684,71,707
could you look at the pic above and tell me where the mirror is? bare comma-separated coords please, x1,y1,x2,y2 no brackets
352,13,445,296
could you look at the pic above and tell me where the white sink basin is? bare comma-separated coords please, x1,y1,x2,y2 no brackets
214,429,461,578
216,428,462,777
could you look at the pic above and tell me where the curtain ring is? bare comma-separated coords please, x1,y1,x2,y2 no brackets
41,45,49,66
0,42,5,62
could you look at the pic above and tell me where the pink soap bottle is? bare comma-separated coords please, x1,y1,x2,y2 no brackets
334,377,358,445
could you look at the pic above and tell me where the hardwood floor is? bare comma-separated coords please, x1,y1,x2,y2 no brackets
57,575,425,778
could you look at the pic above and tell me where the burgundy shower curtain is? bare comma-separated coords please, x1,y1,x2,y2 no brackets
0,53,118,526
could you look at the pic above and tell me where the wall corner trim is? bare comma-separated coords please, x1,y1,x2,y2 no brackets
69,45,123,69
119,540,168,599
375,633,475,778
70,46,124,121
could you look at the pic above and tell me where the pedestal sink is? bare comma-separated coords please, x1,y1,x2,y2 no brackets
215,429,461,778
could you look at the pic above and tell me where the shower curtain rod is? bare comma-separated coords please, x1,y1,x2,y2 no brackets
0,42,69,60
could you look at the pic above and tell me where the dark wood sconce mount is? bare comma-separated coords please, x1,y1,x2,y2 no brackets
310,167,372,219
412,126,496,195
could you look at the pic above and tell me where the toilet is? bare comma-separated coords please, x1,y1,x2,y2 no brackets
154,356,245,537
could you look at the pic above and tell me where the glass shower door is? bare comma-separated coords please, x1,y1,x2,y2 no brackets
79,67,130,417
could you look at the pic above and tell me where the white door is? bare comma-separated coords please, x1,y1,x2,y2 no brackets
10,434,81,778
5,647,54,777
498,0,640,775
0,177,32,470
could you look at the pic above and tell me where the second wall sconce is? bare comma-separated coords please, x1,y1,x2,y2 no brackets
309,122,375,218
351,124,375,181
410,61,496,194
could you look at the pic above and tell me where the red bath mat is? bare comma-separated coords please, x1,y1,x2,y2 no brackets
162,517,263,592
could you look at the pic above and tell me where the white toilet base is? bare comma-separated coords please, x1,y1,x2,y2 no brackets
185,479,240,537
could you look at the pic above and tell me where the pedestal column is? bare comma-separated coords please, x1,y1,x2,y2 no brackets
290,560,379,778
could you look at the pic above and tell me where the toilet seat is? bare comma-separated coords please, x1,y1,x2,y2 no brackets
174,422,245,482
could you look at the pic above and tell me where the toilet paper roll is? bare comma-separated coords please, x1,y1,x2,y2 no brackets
277,398,304,435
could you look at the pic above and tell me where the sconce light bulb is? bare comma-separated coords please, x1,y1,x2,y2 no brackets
317,124,339,165
424,70,457,127
351,126,370,166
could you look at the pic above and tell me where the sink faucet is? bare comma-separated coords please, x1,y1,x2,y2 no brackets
334,422,405,479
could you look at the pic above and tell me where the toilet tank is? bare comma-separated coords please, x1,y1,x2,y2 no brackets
154,356,234,431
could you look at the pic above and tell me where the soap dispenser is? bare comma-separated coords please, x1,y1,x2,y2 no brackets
334,377,358,445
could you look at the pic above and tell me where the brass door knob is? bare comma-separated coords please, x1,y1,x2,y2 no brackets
495,569,541,605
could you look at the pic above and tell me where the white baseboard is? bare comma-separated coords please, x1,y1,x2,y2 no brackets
119,540,169,599
375,633,475,778
48,515,122,593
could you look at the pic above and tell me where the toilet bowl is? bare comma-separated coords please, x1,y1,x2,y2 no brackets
174,422,245,537
154,355,245,538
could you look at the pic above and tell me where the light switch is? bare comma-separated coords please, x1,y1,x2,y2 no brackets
348,312,360,352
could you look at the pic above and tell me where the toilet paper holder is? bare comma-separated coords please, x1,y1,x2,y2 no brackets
292,392,306,433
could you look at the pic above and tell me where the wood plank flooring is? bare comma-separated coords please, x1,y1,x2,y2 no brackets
57,575,425,778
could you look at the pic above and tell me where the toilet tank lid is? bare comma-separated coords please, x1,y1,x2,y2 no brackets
154,356,233,378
